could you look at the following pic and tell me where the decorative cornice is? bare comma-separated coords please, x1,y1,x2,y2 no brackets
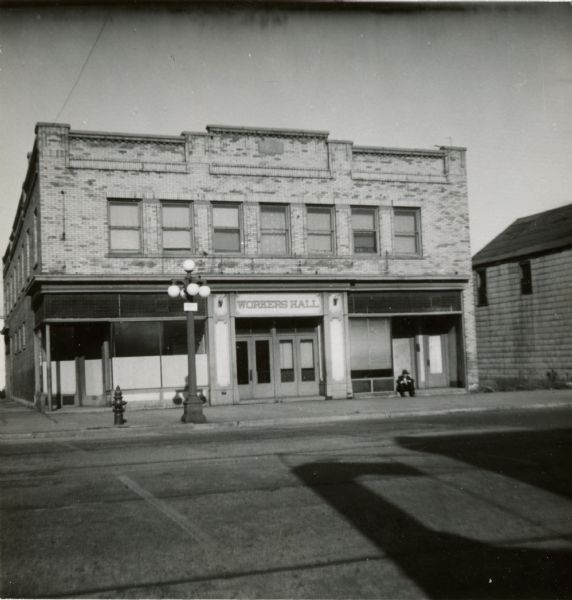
69,130,184,146
353,145,447,158
206,124,330,139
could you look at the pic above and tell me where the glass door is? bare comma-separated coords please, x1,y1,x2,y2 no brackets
423,334,448,388
278,340,297,397
276,335,319,398
236,336,275,401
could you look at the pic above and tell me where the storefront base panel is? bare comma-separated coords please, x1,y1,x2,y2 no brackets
210,387,238,406
324,382,351,400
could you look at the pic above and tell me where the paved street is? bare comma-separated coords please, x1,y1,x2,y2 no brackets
1,408,572,599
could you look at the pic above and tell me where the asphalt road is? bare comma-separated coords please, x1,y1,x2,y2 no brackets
1,408,571,599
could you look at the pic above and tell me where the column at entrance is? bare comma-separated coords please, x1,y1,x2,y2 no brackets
208,293,237,405
323,292,351,399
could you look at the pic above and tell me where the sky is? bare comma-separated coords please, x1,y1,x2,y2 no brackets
0,2,571,388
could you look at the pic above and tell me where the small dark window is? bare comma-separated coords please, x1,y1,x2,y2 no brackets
477,269,488,306
520,261,533,295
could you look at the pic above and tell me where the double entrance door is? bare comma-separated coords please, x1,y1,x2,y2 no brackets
236,331,320,402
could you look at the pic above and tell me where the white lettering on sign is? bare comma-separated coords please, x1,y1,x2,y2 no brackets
235,294,323,317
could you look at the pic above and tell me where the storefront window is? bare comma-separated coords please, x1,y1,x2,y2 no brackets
350,318,392,379
113,322,161,389
160,320,207,389
47,324,108,405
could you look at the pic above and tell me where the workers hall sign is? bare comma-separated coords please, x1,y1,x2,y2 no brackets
234,293,323,317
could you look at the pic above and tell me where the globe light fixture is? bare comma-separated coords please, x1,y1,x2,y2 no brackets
166,260,211,424
167,284,181,298
198,285,211,298
186,282,200,296
182,259,196,273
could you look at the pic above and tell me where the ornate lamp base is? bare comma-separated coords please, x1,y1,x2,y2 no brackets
181,395,207,424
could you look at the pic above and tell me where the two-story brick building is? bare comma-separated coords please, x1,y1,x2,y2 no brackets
472,203,572,389
2,122,477,410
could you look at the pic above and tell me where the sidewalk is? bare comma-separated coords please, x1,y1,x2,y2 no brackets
1,389,571,441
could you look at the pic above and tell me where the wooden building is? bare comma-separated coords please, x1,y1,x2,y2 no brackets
473,203,572,389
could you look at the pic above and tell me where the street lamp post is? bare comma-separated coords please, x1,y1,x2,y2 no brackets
167,259,210,424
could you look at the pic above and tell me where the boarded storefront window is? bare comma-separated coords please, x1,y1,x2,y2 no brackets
350,318,393,392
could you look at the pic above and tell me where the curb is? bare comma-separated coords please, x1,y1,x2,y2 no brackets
1,401,571,442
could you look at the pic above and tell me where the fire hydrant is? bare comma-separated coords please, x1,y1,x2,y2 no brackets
112,386,127,425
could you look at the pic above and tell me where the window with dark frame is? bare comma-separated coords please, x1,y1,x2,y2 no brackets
213,204,242,253
109,200,141,253
393,208,421,255
307,205,334,254
260,204,290,255
162,203,193,252
477,269,488,306
352,207,378,254
520,260,533,295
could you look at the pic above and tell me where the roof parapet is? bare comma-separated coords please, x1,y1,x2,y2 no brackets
206,124,330,139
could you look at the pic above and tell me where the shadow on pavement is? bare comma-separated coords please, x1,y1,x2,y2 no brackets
293,460,572,599
397,428,572,500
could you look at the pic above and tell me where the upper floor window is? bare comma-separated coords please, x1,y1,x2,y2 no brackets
260,204,290,255
520,260,533,295
33,209,40,266
109,200,141,253
307,206,334,254
213,204,241,253
393,208,421,255
352,207,378,254
162,203,193,252
476,268,488,306
17,255,22,291
26,230,32,275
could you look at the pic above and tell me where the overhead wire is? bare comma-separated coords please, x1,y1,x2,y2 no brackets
54,12,110,123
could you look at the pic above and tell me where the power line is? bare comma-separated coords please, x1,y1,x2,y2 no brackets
54,13,109,123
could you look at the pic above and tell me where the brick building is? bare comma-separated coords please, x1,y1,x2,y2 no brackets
472,203,572,389
2,122,477,410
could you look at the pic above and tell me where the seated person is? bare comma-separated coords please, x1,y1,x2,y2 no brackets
396,369,415,397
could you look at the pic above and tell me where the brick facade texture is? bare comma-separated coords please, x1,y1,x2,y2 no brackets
3,123,478,402
474,248,572,388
